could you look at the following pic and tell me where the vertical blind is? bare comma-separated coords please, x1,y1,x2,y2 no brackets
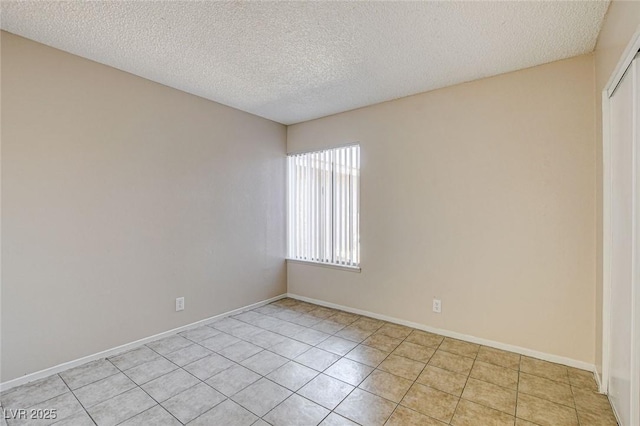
287,145,360,267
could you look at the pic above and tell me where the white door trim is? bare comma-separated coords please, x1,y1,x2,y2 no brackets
601,25,640,426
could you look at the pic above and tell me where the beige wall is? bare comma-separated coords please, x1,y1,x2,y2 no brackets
288,55,596,364
593,0,640,377
1,32,287,382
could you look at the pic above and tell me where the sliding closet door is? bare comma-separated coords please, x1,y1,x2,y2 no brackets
608,54,639,426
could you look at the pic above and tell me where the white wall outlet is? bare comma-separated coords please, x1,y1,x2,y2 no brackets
432,298,442,313
176,297,185,311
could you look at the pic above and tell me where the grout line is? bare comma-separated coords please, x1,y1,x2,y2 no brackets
515,367,521,424
451,352,477,424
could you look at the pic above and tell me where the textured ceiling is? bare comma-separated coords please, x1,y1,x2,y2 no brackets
1,1,609,125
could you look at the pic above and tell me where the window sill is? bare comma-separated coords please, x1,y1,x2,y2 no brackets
286,258,361,273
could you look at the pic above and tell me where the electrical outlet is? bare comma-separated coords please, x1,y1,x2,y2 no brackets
432,298,441,313
176,297,185,311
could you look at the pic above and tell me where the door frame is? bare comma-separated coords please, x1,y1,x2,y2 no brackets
602,25,640,426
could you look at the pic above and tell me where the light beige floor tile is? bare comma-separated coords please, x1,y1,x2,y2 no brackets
59,359,119,391
312,319,347,334
231,378,291,417
161,382,226,424
184,353,235,380
244,330,288,349
375,323,412,340
253,304,284,316
2,376,69,410
263,394,329,426
86,388,156,426
519,372,574,407
217,341,263,362
335,325,374,342
73,373,136,408
405,331,444,348
270,338,312,359
351,317,385,332
335,388,396,426
295,347,341,372
319,412,359,426
345,345,389,367
451,399,515,426
209,317,246,333
307,307,338,320
439,338,479,359
567,368,598,392
14,392,84,426
428,350,474,375
576,407,618,426
266,361,318,391
179,326,221,343
289,302,318,314
363,334,403,353
200,333,242,352
119,405,181,426
205,364,261,397
141,369,200,402
520,357,569,384
272,322,307,338
293,328,331,346
461,378,516,415
251,317,288,335
317,336,359,356
514,419,538,426
572,387,615,415
516,393,579,426
272,309,303,322
392,342,436,364
469,361,518,390
232,310,266,324
124,358,178,385
188,399,257,426
416,365,468,396
476,347,520,370
227,323,262,340
290,313,322,327
146,335,193,356
297,374,354,410
359,369,412,403
57,409,108,426
240,350,288,376
108,347,160,371
331,312,361,326
385,405,447,425
400,383,459,423
378,355,426,381
324,358,374,386
164,344,212,366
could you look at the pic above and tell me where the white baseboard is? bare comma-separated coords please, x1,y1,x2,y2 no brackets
0,294,287,392
287,293,596,373
594,368,604,393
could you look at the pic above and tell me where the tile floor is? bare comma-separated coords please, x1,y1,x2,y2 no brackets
0,298,618,426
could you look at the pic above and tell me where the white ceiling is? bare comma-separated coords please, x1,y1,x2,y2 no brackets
1,1,609,125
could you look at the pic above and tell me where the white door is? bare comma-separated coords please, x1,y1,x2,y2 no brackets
608,53,639,426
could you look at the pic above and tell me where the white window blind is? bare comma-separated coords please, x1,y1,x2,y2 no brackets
287,145,360,267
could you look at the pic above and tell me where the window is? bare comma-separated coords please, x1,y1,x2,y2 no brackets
287,145,360,268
